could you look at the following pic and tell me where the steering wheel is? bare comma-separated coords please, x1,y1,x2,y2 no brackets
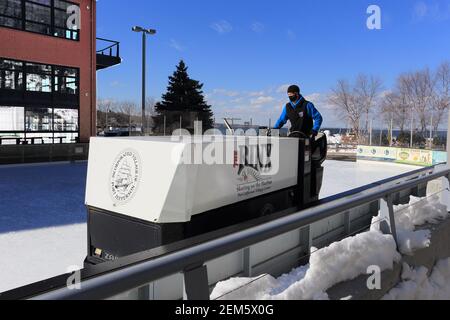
288,131,309,139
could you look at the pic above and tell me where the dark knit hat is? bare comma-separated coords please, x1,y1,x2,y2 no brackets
287,85,300,94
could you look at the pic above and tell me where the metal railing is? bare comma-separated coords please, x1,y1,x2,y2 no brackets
22,164,449,300
96,38,120,58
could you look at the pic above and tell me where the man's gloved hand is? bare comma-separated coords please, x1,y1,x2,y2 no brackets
311,130,318,139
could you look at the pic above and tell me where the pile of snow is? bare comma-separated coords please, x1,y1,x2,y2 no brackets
211,231,401,300
324,131,342,145
372,194,450,255
212,193,450,301
383,259,450,300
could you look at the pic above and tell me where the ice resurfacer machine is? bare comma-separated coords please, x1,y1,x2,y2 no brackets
84,134,327,265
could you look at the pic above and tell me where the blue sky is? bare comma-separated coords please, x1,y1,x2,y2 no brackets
96,0,450,128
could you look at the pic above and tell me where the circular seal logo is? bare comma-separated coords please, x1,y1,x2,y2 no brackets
110,149,141,206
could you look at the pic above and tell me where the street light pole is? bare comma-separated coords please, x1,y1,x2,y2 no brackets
142,31,146,136
132,26,156,136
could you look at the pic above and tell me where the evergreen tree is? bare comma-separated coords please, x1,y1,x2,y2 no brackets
153,60,214,133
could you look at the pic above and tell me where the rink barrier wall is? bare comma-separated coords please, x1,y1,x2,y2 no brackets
5,165,446,300
0,143,89,165
356,145,447,167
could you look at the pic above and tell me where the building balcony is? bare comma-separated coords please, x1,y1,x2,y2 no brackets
96,38,122,70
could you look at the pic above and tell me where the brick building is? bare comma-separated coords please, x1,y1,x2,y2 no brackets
0,0,120,145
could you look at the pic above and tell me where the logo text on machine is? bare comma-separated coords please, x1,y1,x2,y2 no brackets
110,149,141,206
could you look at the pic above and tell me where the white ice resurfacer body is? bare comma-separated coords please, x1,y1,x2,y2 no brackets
84,134,326,264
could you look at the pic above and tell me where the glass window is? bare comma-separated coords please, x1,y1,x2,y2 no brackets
0,106,24,131
55,76,77,94
25,132,53,144
0,133,24,145
25,21,51,35
0,58,80,144
54,27,78,40
0,59,23,90
54,132,78,144
54,108,78,131
54,7,70,28
26,73,51,92
55,67,77,77
0,0,22,18
25,2,51,25
25,108,53,132
26,62,52,74
1,1,80,41
1,70,23,90
0,15,22,29
0,59,23,70
54,66,78,94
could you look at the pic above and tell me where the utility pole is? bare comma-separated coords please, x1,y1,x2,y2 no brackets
411,112,414,149
390,118,394,147
132,26,156,136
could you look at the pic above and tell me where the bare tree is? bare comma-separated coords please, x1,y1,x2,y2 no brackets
117,101,138,134
329,75,382,141
381,77,414,133
97,99,116,130
432,62,450,133
329,79,362,138
399,69,434,134
145,97,156,133
353,74,383,133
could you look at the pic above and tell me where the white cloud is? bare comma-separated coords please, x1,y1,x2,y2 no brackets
250,96,275,106
206,86,343,127
304,93,322,102
414,1,428,20
248,91,266,97
211,20,233,34
170,39,185,52
212,89,240,97
413,1,450,21
276,84,291,93
251,22,265,33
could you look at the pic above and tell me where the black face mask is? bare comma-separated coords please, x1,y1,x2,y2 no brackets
289,95,299,103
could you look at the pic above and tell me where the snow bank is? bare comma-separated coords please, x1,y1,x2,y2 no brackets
383,259,450,300
266,231,400,300
372,194,450,255
212,192,450,301
211,231,400,300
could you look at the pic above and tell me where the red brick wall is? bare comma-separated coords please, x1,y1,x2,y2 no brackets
0,0,96,143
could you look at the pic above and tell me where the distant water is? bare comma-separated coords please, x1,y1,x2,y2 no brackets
323,128,448,139
213,124,448,139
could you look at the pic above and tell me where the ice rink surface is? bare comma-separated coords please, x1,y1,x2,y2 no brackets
0,160,416,293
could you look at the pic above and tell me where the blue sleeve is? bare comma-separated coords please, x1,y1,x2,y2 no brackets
274,106,289,129
307,102,323,132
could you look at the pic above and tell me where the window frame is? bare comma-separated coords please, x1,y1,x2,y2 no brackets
0,57,80,96
0,57,80,144
0,0,80,41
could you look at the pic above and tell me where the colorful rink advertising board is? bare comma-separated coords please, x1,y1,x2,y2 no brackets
357,146,397,162
357,146,446,167
395,149,433,166
432,151,448,165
